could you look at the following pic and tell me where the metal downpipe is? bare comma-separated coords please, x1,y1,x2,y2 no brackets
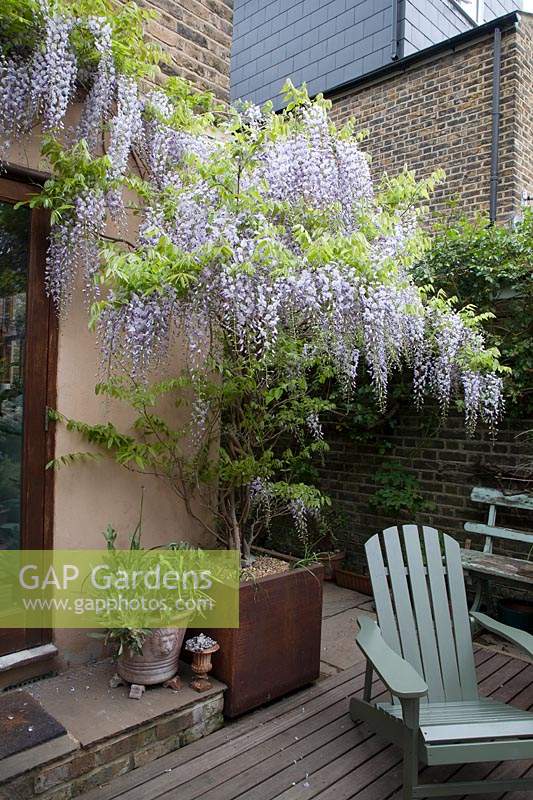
489,27,502,223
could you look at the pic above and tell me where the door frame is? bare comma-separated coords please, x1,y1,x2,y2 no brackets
0,176,56,654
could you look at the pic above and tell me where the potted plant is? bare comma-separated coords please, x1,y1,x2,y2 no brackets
107,626,186,687
92,507,190,690
185,633,220,692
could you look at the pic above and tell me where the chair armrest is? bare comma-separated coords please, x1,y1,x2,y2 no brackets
355,615,428,699
471,611,533,658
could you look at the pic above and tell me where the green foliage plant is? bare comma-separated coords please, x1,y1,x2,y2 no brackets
416,208,533,413
368,460,436,517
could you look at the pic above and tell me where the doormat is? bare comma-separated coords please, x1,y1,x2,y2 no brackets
0,691,66,759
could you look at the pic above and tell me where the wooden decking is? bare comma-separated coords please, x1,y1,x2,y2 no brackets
82,647,533,800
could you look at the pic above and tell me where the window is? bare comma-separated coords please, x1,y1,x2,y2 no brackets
453,0,485,24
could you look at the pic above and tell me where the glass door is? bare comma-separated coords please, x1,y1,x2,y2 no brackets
0,201,29,551
0,178,55,656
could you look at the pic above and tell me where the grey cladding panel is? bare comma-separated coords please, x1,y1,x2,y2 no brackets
231,0,521,107
232,0,393,108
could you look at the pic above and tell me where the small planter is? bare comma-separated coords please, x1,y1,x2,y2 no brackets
498,598,533,634
117,627,186,686
189,644,220,692
189,564,324,717
335,567,373,596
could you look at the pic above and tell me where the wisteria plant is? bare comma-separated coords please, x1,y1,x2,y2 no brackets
0,1,507,560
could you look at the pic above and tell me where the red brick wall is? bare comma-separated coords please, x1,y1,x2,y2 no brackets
514,17,533,208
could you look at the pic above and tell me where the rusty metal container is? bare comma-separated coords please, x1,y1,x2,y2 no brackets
188,564,324,716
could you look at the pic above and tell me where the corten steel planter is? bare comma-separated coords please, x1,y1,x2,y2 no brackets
335,567,373,596
191,564,324,717
117,627,186,685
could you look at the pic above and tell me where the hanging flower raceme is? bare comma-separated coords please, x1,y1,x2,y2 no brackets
77,17,116,151
108,75,143,180
46,189,107,310
30,10,77,131
0,55,32,155
97,288,177,379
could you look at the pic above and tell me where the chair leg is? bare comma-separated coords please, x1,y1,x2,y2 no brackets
401,699,420,800
402,727,419,800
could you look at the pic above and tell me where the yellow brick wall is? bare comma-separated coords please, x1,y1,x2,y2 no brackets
330,21,533,220
143,0,233,101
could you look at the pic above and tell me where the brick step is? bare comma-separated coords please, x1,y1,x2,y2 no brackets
0,659,225,800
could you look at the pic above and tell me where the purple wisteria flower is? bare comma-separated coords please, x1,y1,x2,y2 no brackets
77,17,116,151
30,10,77,130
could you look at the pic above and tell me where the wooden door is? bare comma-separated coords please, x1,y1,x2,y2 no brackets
0,177,56,656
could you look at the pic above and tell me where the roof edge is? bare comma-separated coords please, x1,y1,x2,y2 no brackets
324,11,520,102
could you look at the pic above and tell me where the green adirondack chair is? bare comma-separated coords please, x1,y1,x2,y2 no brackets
350,524,533,798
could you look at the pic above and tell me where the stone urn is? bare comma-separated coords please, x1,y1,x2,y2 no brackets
117,627,186,685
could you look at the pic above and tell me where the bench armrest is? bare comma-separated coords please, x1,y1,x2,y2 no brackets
355,616,428,700
471,611,533,658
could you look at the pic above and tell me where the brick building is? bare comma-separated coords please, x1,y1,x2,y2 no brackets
233,7,532,220
328,13,533,219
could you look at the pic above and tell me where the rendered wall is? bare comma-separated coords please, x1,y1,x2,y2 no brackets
2,0,233,668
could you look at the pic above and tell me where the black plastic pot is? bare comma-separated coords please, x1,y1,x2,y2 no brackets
498,598,533,633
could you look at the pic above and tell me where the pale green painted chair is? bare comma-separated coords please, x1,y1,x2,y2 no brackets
350,524,533,799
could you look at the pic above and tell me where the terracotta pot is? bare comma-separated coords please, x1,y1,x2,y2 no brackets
188,564,324,717
190,644,220,691
117,627,186,685
335,567,373,596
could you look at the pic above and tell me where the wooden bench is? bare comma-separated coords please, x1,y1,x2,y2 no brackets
462,486,533,613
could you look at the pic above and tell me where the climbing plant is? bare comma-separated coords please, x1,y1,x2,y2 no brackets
0,1,508,558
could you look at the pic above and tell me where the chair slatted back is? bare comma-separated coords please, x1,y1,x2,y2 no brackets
366,525,478,703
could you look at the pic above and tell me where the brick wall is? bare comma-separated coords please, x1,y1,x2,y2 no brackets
330,18,533,219
144,0,233,100
319,412,533,579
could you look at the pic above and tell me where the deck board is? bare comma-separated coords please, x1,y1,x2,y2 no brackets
79,648,533,800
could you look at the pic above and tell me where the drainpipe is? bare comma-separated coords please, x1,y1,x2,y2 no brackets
489,27,502,223
391,0,399,61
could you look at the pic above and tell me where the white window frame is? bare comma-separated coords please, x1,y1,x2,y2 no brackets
450,0,485,25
